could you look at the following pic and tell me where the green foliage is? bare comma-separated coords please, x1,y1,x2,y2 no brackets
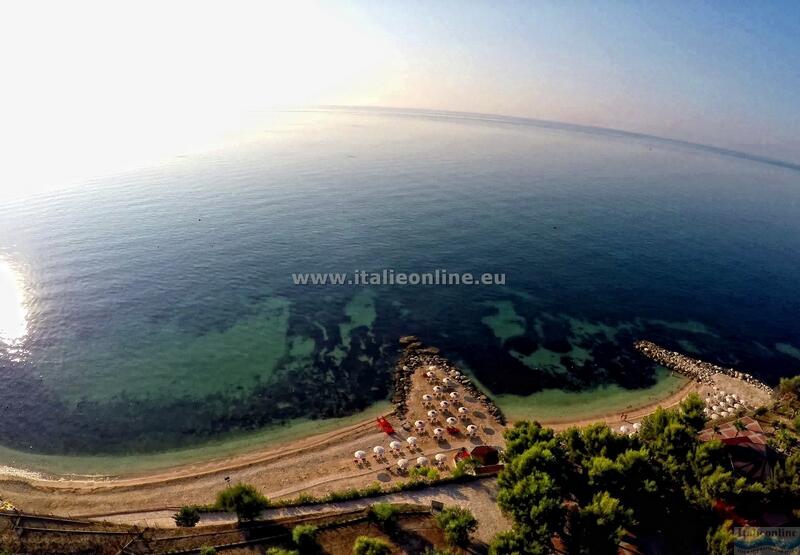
569,491,633,555
352,536,391,555
367,503,399,528
409,466,440,481
492,393,800,554
173,505,200,527
199,547,217,555
292,524,319,553
266,548,299,555
793,415,800,433
706,520,734,555
778,375,800,398
215,483,270,521
435,506,478,546
451,457,477,478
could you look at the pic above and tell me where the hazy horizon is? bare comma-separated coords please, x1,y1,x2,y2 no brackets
1,0,799,200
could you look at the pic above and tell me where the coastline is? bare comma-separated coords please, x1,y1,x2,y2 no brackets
0,368,686,483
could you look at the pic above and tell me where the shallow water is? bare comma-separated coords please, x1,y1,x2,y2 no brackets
1,108,799,456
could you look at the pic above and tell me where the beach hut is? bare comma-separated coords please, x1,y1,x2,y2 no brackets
416,456,429,466
433,427,444,439
620,425,630,434
446,416,458,426
407,436,418,447
440,400,449,409
354,450,366,461
373,446,385,457
415,420,426,431
449,391,459,400
466,424,478,436
389,440,402,452
435,453,447,466
427,409,438,419
397,458,409,470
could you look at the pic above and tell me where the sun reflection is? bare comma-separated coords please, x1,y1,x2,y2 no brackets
0,259,28,345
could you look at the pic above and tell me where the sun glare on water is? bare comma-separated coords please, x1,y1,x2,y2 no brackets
0,260,28,345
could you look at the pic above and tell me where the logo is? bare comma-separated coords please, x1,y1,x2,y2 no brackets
734,527,800,554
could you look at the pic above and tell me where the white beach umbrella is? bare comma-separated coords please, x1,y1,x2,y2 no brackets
389,440,402,450
731,394,738,400
711,414,720,420
422,394,433,402
458,406,468,415
427,410,438,418
435,453,447,463
446,417,457,425
433,427,444,438
453,372,462,379
373,446,385,456
466,424,478,434
354,450,366,460
433,386,443,394
719,411,729,417
416,456,429,466
449,392,459,400
440,400,449,409
442,377,452,386
415,420,425,430
397,458,409,470
734,403,743,409
632,422,641,431
428,365,437,371
406,436,418,446
425,371,435,379
620,425,630,434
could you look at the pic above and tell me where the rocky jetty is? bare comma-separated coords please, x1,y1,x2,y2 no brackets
392,337,507,426
635,340,772,395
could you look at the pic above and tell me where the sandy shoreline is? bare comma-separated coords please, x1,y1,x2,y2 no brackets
0,368,697,519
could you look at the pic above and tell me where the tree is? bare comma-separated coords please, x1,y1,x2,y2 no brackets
173,505,200,527
435,507,478,546
706,520,734,555
367,503,399,529
266,549,299,555
352,536,391,555
569,492,633,555
292,524,319,553
778,375,800,399
216,483,270,521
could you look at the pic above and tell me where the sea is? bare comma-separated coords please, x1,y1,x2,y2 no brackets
1,108,799,460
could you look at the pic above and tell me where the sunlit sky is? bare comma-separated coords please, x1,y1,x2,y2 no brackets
1,0,799,201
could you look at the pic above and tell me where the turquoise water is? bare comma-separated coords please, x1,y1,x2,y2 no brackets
1,108,799,455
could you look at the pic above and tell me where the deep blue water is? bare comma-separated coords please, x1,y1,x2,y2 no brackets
1,109,799,454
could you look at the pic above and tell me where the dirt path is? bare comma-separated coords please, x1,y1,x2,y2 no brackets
94,478,508,544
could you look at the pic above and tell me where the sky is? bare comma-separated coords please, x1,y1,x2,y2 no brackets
1,0,799,200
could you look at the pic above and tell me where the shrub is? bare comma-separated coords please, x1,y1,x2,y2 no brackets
409,466,440,481
435,506,477,546
292,524,319,553
215,483,270,521
367,503,399,528
266,549,300,555
173,505,201,527
199,547,217,555
793,415,800,433
352,536,391,555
